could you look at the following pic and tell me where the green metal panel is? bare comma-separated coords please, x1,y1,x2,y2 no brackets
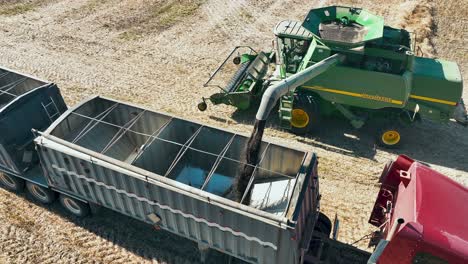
301,66,411,109
298,39,317,71
302,6,384,47
408,57,462,121
311,44,331,63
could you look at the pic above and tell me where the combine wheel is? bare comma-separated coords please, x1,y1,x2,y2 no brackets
59,194,90,217
377,127,403,148
197,100,208,112
0,172,25,192
233,56,241,65
290,96,320,135
26,182,57,204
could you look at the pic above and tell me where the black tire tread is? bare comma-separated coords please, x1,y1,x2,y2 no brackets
25,182,57,204
59,194,91,217
0,173,25,192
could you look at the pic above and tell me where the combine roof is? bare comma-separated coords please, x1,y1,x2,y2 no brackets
274,20,313,40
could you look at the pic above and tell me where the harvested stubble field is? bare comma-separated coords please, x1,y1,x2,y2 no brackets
0,0,467,263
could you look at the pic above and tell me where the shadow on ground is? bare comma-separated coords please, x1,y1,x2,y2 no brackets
18,192,244,264
226,108,468,173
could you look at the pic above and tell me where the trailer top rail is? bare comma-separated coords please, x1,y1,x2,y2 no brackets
41,96,313,222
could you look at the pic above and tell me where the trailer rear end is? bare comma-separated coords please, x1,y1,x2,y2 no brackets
0,66,66,189
35,96,320,264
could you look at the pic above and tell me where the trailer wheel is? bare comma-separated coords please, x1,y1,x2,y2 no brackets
59,194,90,217
314,212,332,237
291,95,320,135
0,172,25,192
377,127,402,148
26,182,57,204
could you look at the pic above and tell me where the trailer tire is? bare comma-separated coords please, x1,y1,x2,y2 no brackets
26,182,57,204
314,212,332,237
0,172,25,192
291,95,320,135
59,194,90,217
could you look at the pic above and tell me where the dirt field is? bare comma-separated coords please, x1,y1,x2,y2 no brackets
0,0,467,263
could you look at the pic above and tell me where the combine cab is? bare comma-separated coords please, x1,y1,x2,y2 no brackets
201,6,466,147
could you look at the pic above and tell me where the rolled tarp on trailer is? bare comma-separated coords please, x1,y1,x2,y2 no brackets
0,66,67,176
35,96,319,264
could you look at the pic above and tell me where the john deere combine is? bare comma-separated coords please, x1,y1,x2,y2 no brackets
200,6,467,147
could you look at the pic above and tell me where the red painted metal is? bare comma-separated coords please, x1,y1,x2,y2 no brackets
369,155,468,264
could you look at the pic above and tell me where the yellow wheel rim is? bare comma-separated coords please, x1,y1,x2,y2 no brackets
291,109,310,128
382,130,401,145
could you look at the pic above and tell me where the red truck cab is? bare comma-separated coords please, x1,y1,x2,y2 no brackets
368,155,468,264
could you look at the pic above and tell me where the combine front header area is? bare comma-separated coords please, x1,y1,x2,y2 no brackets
201,6,466,147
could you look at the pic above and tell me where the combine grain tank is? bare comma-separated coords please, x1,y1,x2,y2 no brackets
0,66,66,187
35,96,319,264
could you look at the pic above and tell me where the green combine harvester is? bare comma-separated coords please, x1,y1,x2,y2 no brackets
200,6,467,147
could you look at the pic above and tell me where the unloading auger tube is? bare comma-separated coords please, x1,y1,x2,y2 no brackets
255,53,346,121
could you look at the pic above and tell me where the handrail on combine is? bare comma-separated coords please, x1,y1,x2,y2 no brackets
203,46,257,92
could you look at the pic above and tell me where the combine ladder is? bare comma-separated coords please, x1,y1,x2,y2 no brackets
279,94,294,129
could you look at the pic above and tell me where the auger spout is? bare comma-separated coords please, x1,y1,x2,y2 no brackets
235,53,345,204
255,53,345,121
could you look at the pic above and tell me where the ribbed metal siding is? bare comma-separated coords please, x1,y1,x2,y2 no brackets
37,141,300,264
294,155,319,246
0,143,18,174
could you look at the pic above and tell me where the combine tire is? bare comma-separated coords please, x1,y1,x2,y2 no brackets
59,194,90,217
377,127,403,148
197,100,207,111
291,95,320,135
0,172,25,192
26,182,57,204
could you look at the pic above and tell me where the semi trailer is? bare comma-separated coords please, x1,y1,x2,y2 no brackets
201,6,467,148
0,65,357,263
0,66,467,263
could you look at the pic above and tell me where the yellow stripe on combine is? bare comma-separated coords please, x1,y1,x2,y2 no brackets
409,94,457,106
302,86,404,105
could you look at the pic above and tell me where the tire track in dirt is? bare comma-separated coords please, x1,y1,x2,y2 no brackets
0,189,204,263
396,0,436,56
